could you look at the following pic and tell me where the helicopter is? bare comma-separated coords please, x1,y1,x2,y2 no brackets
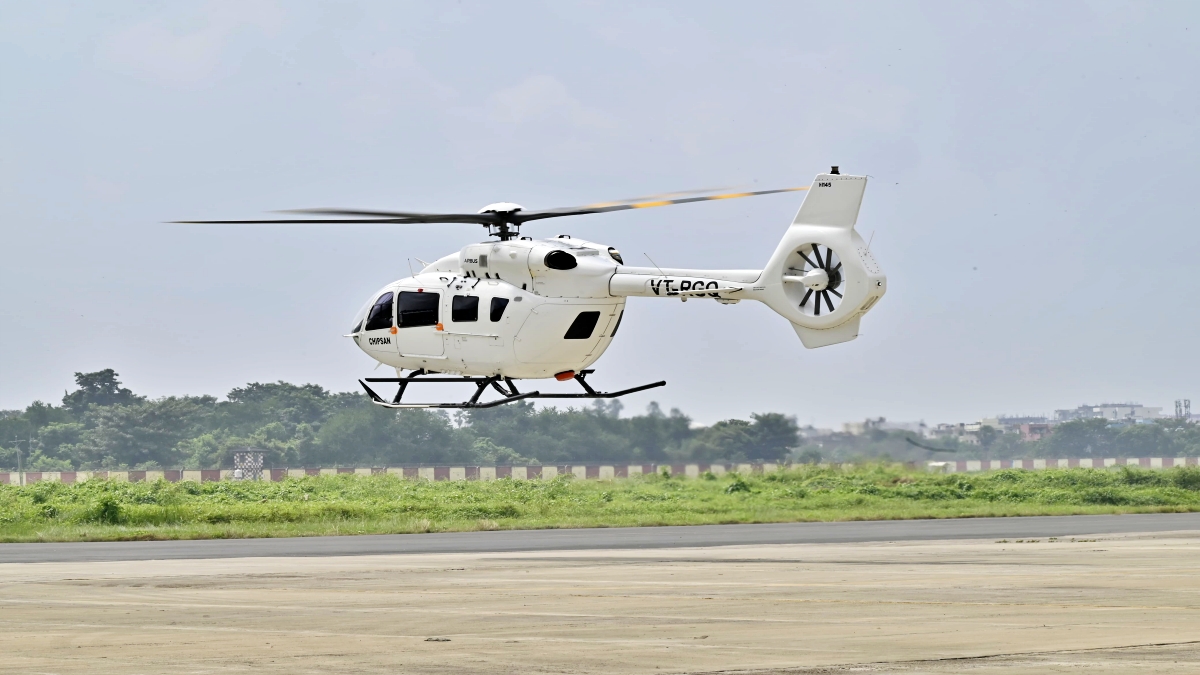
179,167,886,408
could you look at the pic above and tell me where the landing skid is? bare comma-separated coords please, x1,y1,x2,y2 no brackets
358,369,666,409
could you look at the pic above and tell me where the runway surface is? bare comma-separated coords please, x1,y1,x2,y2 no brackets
4,511,1200,563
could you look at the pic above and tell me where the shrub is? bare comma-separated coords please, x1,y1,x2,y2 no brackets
796,449,823,465
1080,488,1128,505
725,476,751,494
1170,467,1200,491
81,496,123,524
1118,466,1164,487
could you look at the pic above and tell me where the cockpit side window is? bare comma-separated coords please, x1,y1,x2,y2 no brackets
489,297,509,322
398,291,439,328
452,295,479,322
363,292,394,332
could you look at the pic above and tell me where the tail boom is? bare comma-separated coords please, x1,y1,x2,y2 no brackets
609,267,758,299
606,170,885,349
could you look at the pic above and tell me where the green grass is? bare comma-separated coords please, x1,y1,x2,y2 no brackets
4,464,1200,543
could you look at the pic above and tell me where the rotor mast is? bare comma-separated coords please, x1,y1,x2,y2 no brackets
477,202,525,241
486,219,520,241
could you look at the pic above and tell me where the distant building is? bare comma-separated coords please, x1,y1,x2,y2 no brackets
1018,423,1053,442
929,422,980,444
1054,403,1162,423
880,420,927,434
842,418,927,436
993,415,1049,432
930,422,965,438
998,415,1049,425
798,425,835,440
843,417,885,435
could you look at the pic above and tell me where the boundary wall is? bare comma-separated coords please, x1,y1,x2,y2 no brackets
1,458,1197,484
0,463,781,485
937,457,1200,473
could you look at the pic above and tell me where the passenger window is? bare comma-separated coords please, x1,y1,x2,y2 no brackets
452,295,479,322
397,291,439,328
363,292,394,332
490,297,509,322
563,311,601,340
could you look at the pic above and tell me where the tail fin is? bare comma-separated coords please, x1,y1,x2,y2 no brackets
756,170,886,348
792,171,867,228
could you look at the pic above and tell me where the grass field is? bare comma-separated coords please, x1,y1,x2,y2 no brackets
3,464,1200,543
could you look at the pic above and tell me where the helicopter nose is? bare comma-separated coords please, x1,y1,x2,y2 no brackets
346,293,378,338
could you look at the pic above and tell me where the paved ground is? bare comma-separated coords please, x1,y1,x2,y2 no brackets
6,512,1200,563
2,526,1200,673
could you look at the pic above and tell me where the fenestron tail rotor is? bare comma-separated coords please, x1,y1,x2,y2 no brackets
173,185,809,241
784,243,844,317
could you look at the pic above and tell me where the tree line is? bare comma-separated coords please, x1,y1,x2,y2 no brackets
0,370,800,471
4,370,1194,471
800,418,1200,464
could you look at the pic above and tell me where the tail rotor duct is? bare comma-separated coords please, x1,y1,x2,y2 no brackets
787,243,843,317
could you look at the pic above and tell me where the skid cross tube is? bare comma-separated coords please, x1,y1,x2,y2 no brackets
358,370,665,409
358,378,540,409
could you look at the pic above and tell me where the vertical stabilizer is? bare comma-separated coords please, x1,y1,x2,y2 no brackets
791,172,867,228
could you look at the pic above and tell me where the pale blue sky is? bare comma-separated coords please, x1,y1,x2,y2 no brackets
1,1,1197,426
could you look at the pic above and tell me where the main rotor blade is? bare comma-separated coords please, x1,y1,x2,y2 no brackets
280,208,500,225
173,213,500,225
172,217,427,224
572,185,742,208
273,187,743,223
512,186,809,223
175,184,808,228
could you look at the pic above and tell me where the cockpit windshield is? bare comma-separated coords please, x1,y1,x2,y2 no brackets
349,297,373,334
363,292,394,332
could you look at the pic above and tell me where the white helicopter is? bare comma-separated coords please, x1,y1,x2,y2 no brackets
181,167,886,408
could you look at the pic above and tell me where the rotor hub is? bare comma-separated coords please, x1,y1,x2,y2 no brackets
801,268,829,290
477,202,524,215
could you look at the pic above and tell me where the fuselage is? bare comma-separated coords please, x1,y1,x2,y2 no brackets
348,236,629,379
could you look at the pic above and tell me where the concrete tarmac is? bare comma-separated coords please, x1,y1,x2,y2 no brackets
2,522,1200,673
5,512,1200,563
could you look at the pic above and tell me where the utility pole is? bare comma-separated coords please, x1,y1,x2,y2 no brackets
9,428,33,487
9,434,28,487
